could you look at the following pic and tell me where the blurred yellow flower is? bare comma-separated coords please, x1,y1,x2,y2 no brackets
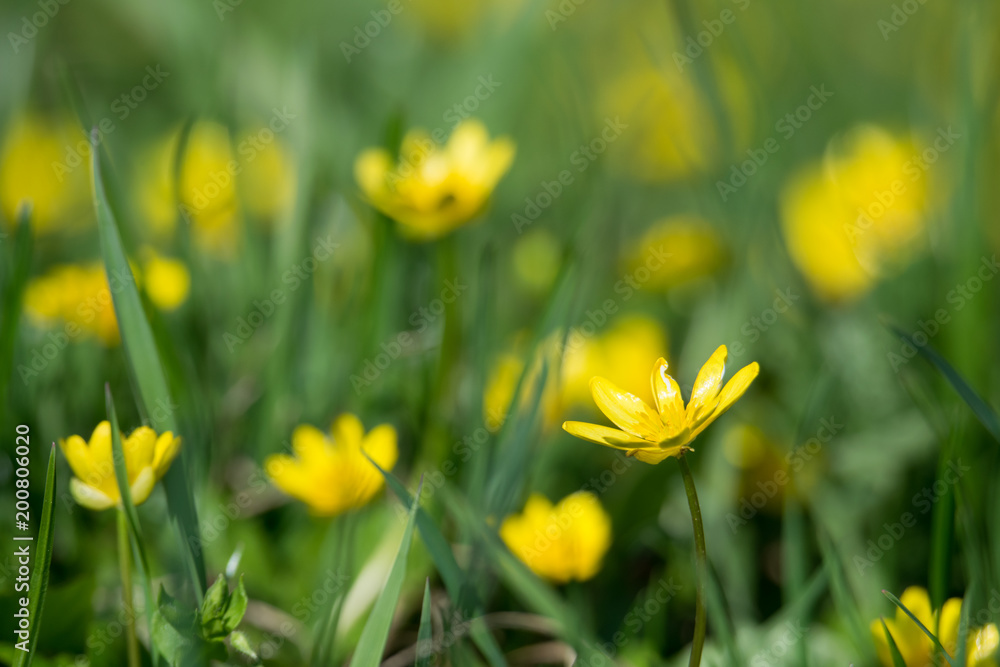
563,345,758,464
872,586,999,667
178,121,241,256
627,217,726,290
265,414,398,516
500,491,611,584
59,421,181,511
354,119,515,240
239,133,296,224
23,255,191,345
135,133,180,239
141,247,191,311
0,115,91,232
482,341,562,433
781,125,929,302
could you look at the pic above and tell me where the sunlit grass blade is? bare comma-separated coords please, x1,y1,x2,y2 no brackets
889,325,1000,444
880,619,908,667
11,443,55,667
0,207,32,418
369,458,507,667
416,579,433,667
881,589,955,666
91,132,206,598
352,478,424,667
106,384,160,667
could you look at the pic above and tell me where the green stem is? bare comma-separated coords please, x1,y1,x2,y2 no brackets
117,511,141,667
678,456,707,667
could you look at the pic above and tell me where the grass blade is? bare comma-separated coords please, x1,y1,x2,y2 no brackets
12,443,55,667
352,478,424,667
882,589,955,666
416,579,433,667
880,619,908,667
0,207,32,418
90,130,205,598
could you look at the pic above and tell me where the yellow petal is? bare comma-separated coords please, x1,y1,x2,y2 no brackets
969,624,999,665
129,467,156,506
291,424,328,461
125,426,157,481
265,454,313,500
354,149,393,198
631,446,686,464
589,376,662,440
59,435,93,484
88,421,113,472
687,345,727,420
562,421,650,450
70,478,116,511
714,362,759,416
152,432,181,479
650,357,685,430
361,424,398,471
331,413,365,450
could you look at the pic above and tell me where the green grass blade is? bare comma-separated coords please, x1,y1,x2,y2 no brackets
882,589,955,666
880,619,908,667
12,443,55,667
106,384,160,667
90,131,206,598
929,430,959,610
0,207,33,417
369,459,507,667
352,478,424,667
816,526,871,656
782,497,808,667
954,585,973,667
416,579,433,667
889,325,1000,444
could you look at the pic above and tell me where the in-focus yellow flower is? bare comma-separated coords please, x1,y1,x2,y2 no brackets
141,247,191,311
354,119,514,240
627,217,727,290
59,421,181,511
178,121,241,256
265,414,398,516
563,346,759,464
781,124,928,302
500,492,611,584
872,586,999,666
0,115,91,232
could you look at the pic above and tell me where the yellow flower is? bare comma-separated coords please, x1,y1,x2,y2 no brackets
24,264,120,345
178,121,241,256
141,247,191,311
500,492,611,584
354,119,514,240
59,421,181,511
239,132,296,224
781,125,928,302
265,414,398,516
872,586,999,666
562,346,758,464
627,217,727,291
0,115,91,232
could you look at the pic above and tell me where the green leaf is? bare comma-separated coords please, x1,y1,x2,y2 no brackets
890,325,1000,444
0,207,32,418
91,132,206,597
221,575,248,636
229,631,259,664
351,478,424,667
880,618,908,667
882,589,955,666
12,444,56,667
416,579,434,667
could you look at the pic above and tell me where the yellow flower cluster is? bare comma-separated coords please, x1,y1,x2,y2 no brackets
23,250,191,345
137,120,296,256
60,421,181,511
499,492,611,584
354,119,514,240
781,125,929,302
0,115,91,232
872,587,999,667
265,414,398,517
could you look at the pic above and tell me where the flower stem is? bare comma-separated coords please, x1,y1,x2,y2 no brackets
117,511,141,667
678,455,707,667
